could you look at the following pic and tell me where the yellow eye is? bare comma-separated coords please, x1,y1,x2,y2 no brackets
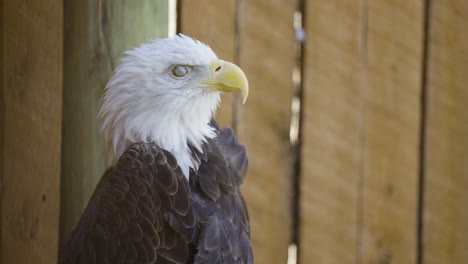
172,65,189,77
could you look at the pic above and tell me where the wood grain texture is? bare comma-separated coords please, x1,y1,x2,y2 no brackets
179,0,237,128
360,1,424,263
300,1,363,262
423,1,468,263
237,1,295,263
61,0,168,245
301,1,424,262
1,0,62,263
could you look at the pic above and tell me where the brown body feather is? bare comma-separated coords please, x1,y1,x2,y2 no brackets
59,122,252,264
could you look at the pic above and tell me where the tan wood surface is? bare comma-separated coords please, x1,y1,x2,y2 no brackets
61,0,168,245
237,1,296,263
423,0,468,263
301,1,425,262
300,1,363,262
179,0,237,128
360,1,424,263
1,0,63,263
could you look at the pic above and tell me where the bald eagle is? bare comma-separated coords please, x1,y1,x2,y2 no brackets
60,35,252,264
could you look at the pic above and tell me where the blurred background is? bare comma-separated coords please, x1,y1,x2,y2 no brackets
1,0,467,263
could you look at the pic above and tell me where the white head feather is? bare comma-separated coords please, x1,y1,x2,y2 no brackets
99,35,221,178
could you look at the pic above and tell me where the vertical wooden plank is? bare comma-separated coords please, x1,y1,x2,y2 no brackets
179,0,236,127
361,1,424,263
300,1,362,262
61,0,168,245
238,1,295,263
301,0,425,262
2,0,62,263
423,1,468,263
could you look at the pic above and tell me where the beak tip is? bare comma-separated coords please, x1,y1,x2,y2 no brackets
242,94,248,104
209,59,249,104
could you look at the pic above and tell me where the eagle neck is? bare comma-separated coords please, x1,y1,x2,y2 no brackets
103,92,221,179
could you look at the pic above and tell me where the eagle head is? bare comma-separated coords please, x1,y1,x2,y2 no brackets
99,35,248,177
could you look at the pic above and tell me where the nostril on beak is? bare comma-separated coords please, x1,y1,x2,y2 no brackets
214,65,222,72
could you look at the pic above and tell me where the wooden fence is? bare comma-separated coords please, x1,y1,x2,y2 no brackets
1,0,468,263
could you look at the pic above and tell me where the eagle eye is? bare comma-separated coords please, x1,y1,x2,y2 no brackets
172,65,189,77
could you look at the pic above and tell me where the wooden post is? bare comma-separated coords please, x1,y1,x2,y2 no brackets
1,0,63,263
423,0,468,263
60,0,168,245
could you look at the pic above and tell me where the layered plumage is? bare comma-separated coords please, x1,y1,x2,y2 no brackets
60,35,252,263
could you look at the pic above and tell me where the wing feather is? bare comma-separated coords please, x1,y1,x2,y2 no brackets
59,143,195,264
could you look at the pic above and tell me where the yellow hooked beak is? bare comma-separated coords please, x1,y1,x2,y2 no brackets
199,59,249,104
